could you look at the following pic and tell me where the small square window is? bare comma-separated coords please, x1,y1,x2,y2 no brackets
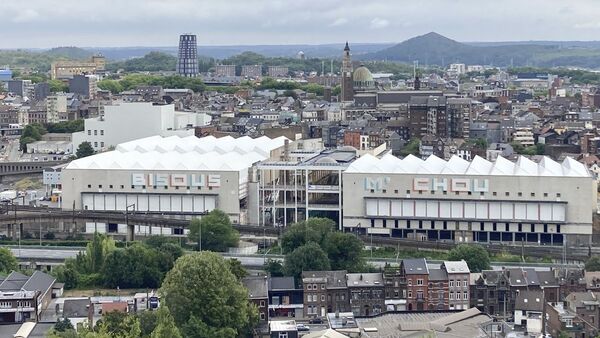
406,190,410,194
556,193,561,198
87,184,91,188
382,189,387,193
443,191,448,195
455,191,459,195
467,191,472,195
370,189,375,193
544,193,548,197
98,185,102,189
394,189,398,194
131,185,135,189
430,190,435,195
480,192,484,196
109,185,113,189
518,192,522,197
120,185,124,189
505,192,509,196
153,186,157,189
531,193,535,197
493,192,497,196
418,191,423,195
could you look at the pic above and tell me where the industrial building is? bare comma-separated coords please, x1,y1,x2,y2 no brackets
62,134,289,227
61,132,596,246
342,154,595,246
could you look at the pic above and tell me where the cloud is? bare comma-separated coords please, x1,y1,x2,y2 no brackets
370,17,389,29
329,17,348,27
12,9,40,23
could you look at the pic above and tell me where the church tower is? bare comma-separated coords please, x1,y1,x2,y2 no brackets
341,41,354,102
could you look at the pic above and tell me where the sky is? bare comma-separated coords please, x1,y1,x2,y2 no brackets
3,0,600,48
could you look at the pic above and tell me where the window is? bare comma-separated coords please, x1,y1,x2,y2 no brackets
382,189,387,193
94,130,97,135
456,292,461,300
321,284,325,290
493,192,497,196
101,142,104,147
449,281,454,287
464,292,468,300
321,295,325,301
463,281,468,287
87,184,91,188
260,313,265,320
531,192,535,197
518,192,522,197
505,192,509,196
260,300,265,307
408,279,412,286
120,185,124,189
313,284,318,290
279,333,288,338
87,130,91,135
565,318,573,327
449,292,454,300
556,193,561,198
109,185,113,189
544,193,548,197
394,189,398,194
98,185,102,189
417,279,423,285
406,190,410,194
94,142,98,147
100,130,104,136
307,284,312,290
408,291,412,298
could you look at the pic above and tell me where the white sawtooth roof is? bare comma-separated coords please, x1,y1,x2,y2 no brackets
67,135,289,171
345,154,590,178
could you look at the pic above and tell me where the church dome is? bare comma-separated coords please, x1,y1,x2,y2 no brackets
353,65,375,91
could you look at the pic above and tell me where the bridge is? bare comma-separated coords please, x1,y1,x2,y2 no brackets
0,206,594,262
0,160,66,176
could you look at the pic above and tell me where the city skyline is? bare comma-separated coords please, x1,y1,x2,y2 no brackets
4,0,600,48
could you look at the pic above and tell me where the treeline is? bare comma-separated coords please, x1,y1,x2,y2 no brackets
265,218,372,279
52,233,184,289
105,51,215,73
98,74,207,94
20,120,84,151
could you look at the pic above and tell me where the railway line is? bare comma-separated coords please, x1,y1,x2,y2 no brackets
0,206,593,261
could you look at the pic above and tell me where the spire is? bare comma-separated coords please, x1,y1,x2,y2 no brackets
344,41,350,51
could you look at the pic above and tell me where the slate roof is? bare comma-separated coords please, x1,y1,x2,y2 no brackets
515,290,544,312
242,276,269,299
269,277,297,291
402,258,429,275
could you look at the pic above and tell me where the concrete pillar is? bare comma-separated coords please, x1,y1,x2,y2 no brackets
127,224,135,242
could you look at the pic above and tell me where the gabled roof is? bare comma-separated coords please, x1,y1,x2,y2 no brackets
66,135,289,172
344,153,590,178
0,271,29,291
22,271,56,294
402,258,429,275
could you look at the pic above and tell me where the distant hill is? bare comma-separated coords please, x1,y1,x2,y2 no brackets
106,51,177,72
45,46,93,60
362,32,600,68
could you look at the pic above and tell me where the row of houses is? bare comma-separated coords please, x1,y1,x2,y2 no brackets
243,259,600,325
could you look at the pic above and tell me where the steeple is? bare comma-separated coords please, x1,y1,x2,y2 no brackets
344,41,350,51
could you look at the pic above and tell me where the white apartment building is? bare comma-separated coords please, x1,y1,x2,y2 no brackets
71,102,211,152
46,94,67,123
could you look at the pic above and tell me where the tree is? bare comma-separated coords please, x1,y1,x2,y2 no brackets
280,218,335,253
97,80,124,94
52,260,80,289
49,79,69,93
400,139,420,157
151,306,182,338
284,242,331,278
137,310,158,338
188,210,239,252
75,232,116,274
264,259,284,277
0,247,17,274
447,244,491,273
76,141,95,158
54,318,74,332
227,259,247,281
160,252,257,337
102,244,162,289
20,123,46,151
325,232,365,271
585,256,600,272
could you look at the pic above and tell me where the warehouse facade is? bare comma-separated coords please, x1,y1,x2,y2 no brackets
342,154,595,246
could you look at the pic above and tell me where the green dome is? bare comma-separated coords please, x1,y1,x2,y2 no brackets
353,65,375,90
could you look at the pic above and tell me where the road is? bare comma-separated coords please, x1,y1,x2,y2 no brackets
5,138,20,162
4,246,581,270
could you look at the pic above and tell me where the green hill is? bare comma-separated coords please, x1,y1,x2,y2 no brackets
364,32,600,68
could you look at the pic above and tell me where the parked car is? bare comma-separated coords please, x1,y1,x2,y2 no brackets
296,324,310,331
308,317,323,324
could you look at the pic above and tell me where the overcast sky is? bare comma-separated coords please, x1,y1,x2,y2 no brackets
3,0,600,48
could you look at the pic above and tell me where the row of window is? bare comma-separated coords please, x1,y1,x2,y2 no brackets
306,283,325,291
373,189,561,198
306,305,323,315
87,184,213,191
87,129,104,136
449,292,469,300
306,294,325,303
371,219,562,234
